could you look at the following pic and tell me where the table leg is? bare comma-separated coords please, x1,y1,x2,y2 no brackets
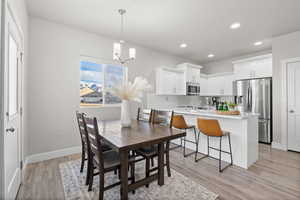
120,150,129,200
158,142,165,186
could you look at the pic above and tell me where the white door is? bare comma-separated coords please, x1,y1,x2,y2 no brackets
3,8,23,199
287,61,300,152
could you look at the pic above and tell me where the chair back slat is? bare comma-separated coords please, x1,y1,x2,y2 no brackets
76,111,88,146
137,108,154,122
152,110,174,128
83,115,104,169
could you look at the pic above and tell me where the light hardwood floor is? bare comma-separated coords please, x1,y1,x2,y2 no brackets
17,144,300,200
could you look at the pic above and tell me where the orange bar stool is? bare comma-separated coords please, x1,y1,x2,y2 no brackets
172,115,200,161
197,118,233,172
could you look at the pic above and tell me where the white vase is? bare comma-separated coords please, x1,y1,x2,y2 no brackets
121,100,131,127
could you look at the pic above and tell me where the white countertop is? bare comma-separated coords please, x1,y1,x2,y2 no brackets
144,108,259,120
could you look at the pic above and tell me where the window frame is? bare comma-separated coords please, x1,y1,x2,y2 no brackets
80,56,128,108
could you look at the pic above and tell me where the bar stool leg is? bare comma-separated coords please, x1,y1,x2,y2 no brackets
219,136,222,172
207,136,210,156
194,128,199,162
228,134,233,165
183,136,187,157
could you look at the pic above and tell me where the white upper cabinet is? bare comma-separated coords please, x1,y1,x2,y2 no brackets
206,73,234,96
186,67,201,83
156,63,202,95
199,75,208,95
233,54,272,80
177,63,202,83
156,67,185,95
156,55,272,97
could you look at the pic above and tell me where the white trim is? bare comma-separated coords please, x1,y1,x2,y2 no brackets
232,54,272,64
80,104,121,109
280,57,300,152
204,72,234,78
26,146,81,164
200,73,208,78
177,62,203,69
271,142,287,151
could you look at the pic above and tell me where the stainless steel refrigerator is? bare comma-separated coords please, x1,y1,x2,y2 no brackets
233,78,272,144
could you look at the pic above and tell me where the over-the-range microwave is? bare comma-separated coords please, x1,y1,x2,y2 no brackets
186,82,201,96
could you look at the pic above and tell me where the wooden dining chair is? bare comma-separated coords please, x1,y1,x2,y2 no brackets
82,115,136,199
197,118,233,172
172,115,200,161
136,108,154,122
135,109,174,186
76,111,112,185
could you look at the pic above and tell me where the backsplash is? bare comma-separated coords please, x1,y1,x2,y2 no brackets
146,93,235,109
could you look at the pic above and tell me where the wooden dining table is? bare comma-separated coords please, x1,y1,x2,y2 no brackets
98,120,186,200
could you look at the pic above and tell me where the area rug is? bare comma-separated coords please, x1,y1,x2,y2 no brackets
59,159,218,200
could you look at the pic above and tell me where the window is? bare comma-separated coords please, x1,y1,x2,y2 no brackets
80,57,126,107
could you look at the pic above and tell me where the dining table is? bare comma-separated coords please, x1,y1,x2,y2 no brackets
98,119,186,200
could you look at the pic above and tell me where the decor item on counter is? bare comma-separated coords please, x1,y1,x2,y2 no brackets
228,102,237,111
216,110,241,115
113,9,136,64
217,102,223,111
223,102,229,111
110,77,152,127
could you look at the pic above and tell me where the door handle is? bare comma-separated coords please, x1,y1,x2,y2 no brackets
289,110,295,113
6,127,15,132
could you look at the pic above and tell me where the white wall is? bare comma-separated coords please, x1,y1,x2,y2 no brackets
202,50,272,74
27,17,189,156
272,30,300,146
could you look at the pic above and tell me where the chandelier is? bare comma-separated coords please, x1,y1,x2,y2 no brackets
113,9,136,64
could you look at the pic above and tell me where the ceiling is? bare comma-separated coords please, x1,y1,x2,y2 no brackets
26,0,300,64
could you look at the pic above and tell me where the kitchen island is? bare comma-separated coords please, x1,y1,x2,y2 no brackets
145,108,259,169
173,109,259,169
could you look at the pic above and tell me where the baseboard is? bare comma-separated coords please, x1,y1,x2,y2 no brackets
26,146,81,164
271,142,287,151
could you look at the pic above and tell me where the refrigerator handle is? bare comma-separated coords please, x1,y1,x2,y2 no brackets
249,86,253,112
247,87,250,110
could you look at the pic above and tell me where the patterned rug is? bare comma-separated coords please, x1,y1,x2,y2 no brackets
59,159,218,200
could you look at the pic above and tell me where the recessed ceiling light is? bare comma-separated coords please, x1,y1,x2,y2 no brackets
254,41,263,46
180,43,187,48
230,22,241,29
208,54,215,58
